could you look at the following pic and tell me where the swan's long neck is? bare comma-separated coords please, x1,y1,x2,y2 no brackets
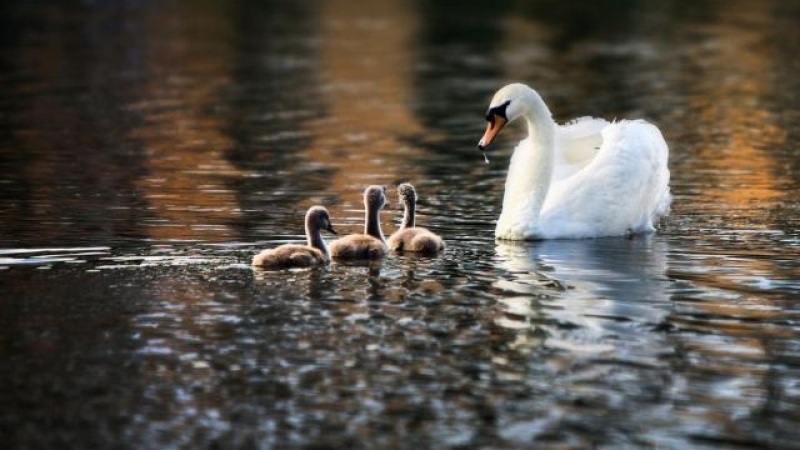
402,198,415,229
365,204,385,242
500,89,556,231
306,217,329,260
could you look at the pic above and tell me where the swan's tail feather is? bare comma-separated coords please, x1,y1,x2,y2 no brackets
654,186,672,218
650,125,672,225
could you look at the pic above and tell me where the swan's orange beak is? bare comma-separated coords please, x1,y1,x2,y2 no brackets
478,115,507,151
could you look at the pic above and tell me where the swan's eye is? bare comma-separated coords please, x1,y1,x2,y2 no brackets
486,100,511,126
489,100,511,120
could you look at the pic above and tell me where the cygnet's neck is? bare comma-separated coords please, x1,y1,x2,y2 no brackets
365,202,385,242
306,216,329,259
501,88,557,225
401,197,416,229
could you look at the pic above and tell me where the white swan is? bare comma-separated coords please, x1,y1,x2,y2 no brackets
478,83,671,240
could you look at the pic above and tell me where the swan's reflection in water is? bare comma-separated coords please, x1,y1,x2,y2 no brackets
493,236,672,360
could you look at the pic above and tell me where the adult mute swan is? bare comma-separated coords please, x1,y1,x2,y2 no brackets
478,83,671,240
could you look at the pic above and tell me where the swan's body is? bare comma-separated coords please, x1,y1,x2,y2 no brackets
252,206,336,269
388,183,445,255
253,244,326,268
331,235,386,260
479,83,671,240
330,185,389,260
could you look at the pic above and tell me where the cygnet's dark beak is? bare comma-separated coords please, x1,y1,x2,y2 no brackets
327,224,338,235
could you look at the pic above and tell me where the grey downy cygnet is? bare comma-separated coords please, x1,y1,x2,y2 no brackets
387,183,444,255
329,185,389,260
252,206,336,269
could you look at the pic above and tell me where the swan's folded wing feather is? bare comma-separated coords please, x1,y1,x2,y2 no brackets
543,120,670,237
554,117,610,181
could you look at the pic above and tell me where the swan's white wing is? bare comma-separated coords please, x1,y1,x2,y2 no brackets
542,120,670,238
553,117,610,181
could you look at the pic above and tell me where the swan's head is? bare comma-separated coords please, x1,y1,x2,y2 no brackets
478,83,530,151
307,206,337,235
397,183,417,206
364,185,388,212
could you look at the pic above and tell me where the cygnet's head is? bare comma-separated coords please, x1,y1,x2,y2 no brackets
306,206,337,234
397,183,417,205
364,185,387,211
478,83,531,150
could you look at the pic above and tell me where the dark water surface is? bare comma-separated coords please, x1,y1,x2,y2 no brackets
2,1,800,448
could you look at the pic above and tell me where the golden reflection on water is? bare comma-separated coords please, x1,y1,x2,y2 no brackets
127,3,245,242
304,0,427,232
662,2,796,430
684,1,787,219
123,0,432,239
668,0,793,314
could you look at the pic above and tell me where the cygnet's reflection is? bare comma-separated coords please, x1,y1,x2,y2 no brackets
493,236,671,355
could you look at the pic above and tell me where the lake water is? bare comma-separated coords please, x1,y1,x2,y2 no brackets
1,1,799,448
